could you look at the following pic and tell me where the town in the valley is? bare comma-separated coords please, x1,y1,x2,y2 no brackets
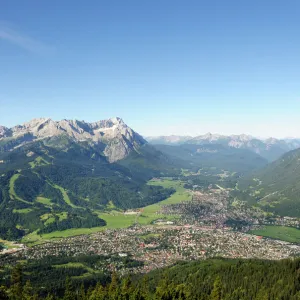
1,180,300,274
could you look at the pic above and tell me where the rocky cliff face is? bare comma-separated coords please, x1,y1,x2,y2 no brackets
0,117,146,162
0,126,10,138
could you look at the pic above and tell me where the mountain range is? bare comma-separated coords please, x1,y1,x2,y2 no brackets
147,134,300,161
153,143,267,174
1,117,300,240
148,132,300,218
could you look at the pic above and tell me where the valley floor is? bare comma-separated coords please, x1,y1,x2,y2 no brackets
2,177,300,275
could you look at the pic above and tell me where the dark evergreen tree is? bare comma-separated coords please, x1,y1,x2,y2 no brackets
120,276,133,300
9,264,23,300
78,283,86,300
23,280,33,300
210,276,222,300
45,294,54,300
108,271,119,300
63,277,75,300
0,285,8,300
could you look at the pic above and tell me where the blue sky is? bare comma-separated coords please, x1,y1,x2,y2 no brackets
1,0,300,137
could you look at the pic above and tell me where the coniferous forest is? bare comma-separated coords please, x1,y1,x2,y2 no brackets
1,257,300,299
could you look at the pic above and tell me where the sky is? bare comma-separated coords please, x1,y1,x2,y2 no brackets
0,0,300,138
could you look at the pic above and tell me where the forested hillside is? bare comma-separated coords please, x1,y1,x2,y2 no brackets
1,257,300,299
238,147,300,217
0,138,176,240
153,144,267,174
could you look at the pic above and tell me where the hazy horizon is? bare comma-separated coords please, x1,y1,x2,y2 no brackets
1,1,300,139
1,115,299,140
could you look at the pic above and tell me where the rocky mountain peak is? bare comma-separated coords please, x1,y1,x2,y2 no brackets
201,132,213,139
0,126,10,138
110,117,124,124
230,134,253,141
1,117,146,162
191,133,226,142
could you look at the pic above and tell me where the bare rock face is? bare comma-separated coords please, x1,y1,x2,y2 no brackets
1,117,146,162
0,126,10,138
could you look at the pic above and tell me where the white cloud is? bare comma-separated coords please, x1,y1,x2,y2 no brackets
0,23,54,55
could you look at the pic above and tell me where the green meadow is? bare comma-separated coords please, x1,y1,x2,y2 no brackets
9,174,32,204
250,225,300,243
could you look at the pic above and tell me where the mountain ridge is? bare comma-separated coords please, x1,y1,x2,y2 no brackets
147,133,300,161
0,117,146,162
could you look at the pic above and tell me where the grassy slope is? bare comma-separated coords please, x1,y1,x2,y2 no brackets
249,225,300,243
52,183,77,208
53,262,101,280
13,208,33,214
36,197,52,206
29,156,50,169
53,262,94,273
9,174,32,205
